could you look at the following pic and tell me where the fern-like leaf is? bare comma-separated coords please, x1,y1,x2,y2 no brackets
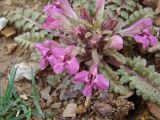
125,8,154,26
14,31,53,50
105,0,139,21
118,57,160,105
0,8,45,32
100,63,126,95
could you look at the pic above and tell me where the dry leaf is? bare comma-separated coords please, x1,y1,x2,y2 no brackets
147,102,160,120
6,43,17,54
156,0,160,14
1,26,16,37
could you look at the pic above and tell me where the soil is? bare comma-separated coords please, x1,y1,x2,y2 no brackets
0,0,159,120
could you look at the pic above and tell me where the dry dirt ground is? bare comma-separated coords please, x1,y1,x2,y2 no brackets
0,0,159,119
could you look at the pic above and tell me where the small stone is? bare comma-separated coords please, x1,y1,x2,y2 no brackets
63,101,68,106
40,86,51,100
52,96,59,102
41,103,47,110
76,105,87,114
93,102,115,117
63,103,77,117
68,99,75,104
14,62,39,81
0,17,8,31
1,26,16,38
6,43,17,54
20,94,28,100
51,102,62,109
47,97,53,107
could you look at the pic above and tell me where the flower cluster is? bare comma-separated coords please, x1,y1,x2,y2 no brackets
36,0,158,97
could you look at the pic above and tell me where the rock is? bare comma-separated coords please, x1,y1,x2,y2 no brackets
40,86,51,100
76,105,87,114
63,103,77,117
46,97,52,107
20,94,28,100
6,43,17,54
0,17,8,31
14,62,39,81
93,102,115,117
1,26,16,38
51,102,62,109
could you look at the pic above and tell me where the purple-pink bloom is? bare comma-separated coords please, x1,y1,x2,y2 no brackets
42,15,64,31
35,40,61,70
74,64,109,97
58,0,78,19
120,18,158,49
42,0,77,31
96,0,105,20
110,35,123,50
52,45,79,75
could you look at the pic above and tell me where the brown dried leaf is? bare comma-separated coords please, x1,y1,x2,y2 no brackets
147,102,160,120
156,0,160,14
1,26,16,38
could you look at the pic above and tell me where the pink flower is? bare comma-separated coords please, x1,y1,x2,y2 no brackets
120,18,158,49
35,40,61,70
44,0,77,19
74,64,109,97
42,15,64,31
58,0,78,19
42,0,77,31
96,0,105,20
52,45,79,75
110,35,123,50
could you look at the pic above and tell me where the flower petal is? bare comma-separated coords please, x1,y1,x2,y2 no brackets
74,70,89,83
35,43,49,56
134,35,149,49
95,74,109,90
96,0,105,19
110,35,123,50
45,40,61,49
48,55,59,69
83,84,93,97
39,58,49,70
65,57,79,75
65,45,75,54
120,18,153,37
149,35,158,46
52,47,65,58
54,62,64,74
42,15,64,30
58,0,78,19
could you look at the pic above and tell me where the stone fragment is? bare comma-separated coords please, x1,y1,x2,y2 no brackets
76,105,87,114
63,103,77,117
